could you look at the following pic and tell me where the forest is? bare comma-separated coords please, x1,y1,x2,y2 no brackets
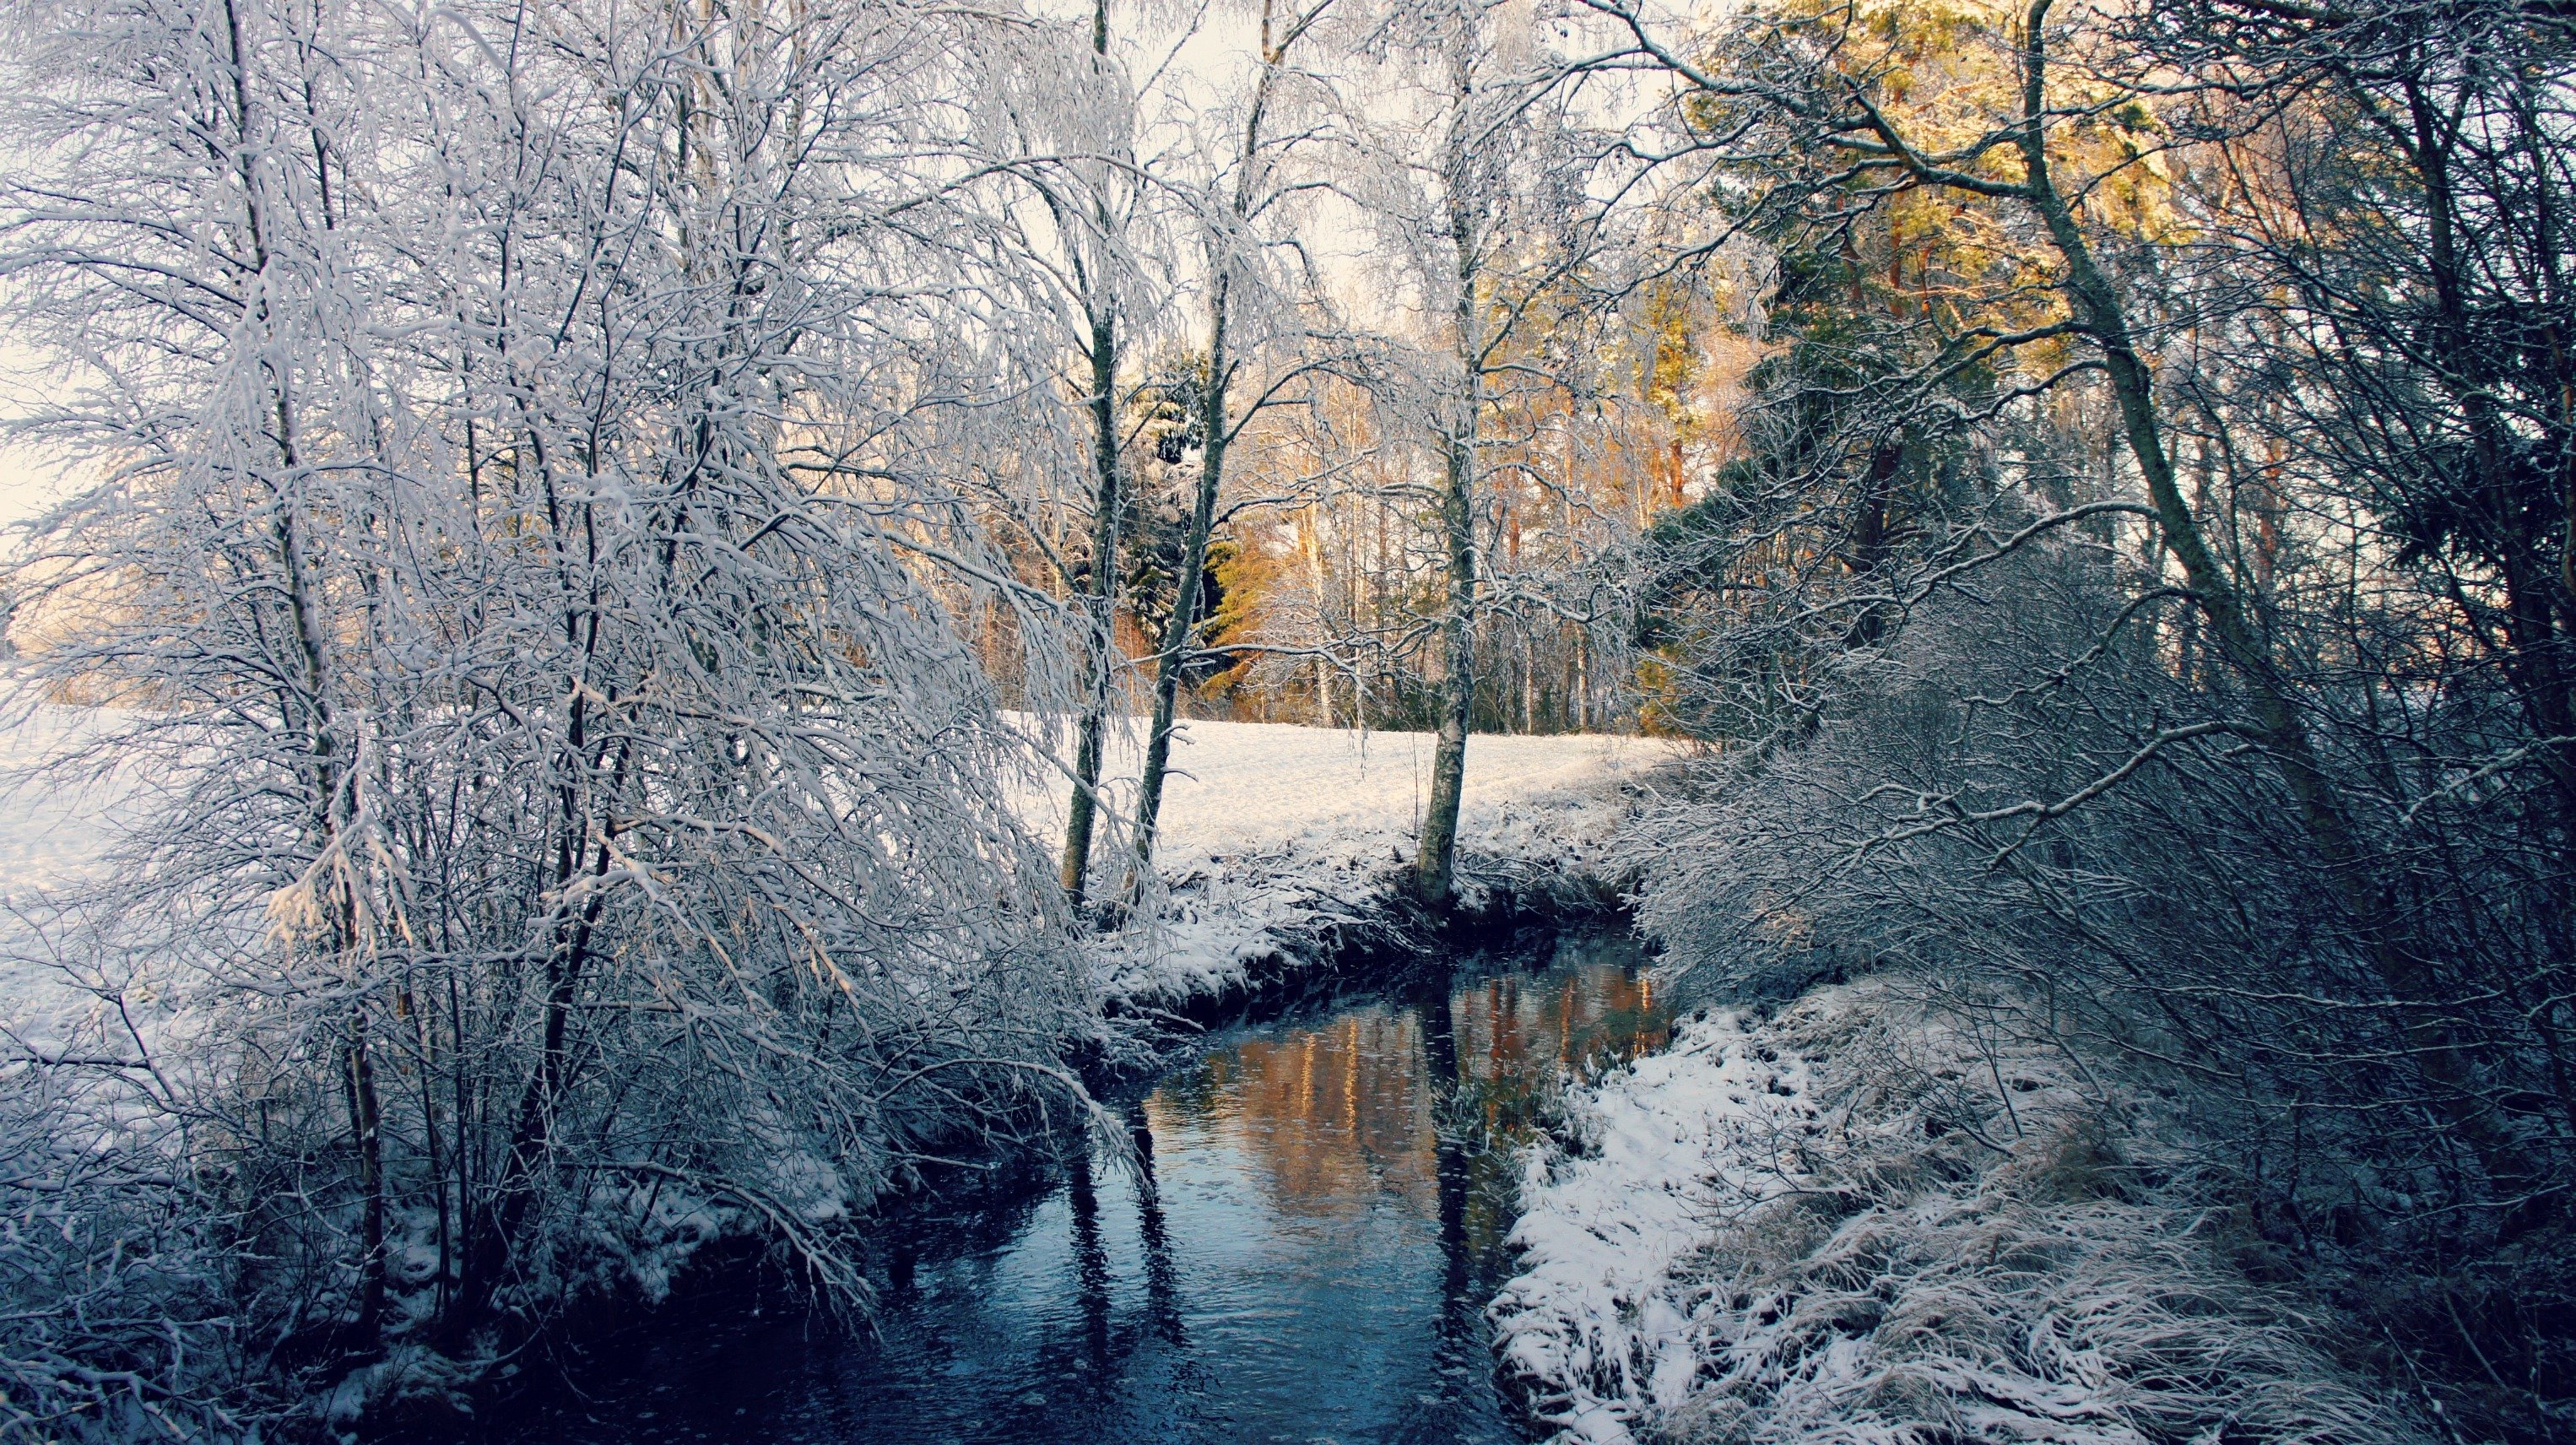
0,0,2567,1439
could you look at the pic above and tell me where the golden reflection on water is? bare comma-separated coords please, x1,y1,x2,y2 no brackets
500,940,1676,1445
1142,955,1672,1226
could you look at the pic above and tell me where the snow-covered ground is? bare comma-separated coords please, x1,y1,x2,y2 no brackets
1028,716,1668,857
0,708,1679,1026
1031,717,1680,1003
1489,981,2422,1445
0,706,137,1046
1491,1009,1818,1444
0,706,122,898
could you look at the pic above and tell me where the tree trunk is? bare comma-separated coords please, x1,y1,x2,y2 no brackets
1130,274,1229,889
344,1015,386,1329
1059,300,1122,908
1060,0,1123,911
1416,425,1476,905
1415,98,1481,907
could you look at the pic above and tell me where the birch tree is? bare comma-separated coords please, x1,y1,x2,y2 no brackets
0,0,1097,1404
1357,0,1618,902
1128,0,1342,882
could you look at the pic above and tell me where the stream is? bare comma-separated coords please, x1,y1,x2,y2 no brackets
497,928,1673,1444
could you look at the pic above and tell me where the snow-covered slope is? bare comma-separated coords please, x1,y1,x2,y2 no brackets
1490,982,2426,1445
1031,717,1680,1003
1491,1009,1816,1444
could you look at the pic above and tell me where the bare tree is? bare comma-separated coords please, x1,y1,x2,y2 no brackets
1129,0,1343,883
0,0,1101,1414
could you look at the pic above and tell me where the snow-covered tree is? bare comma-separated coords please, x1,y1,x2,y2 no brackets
0,0,1098,1406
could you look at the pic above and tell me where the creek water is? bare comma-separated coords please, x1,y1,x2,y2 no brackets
499,929,1673,1445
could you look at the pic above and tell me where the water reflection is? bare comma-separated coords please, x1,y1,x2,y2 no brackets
501,930,1670,1445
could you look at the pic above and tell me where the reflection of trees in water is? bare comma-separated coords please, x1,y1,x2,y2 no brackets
1138,961,1674,1238
1123,1097,1183,1346
1440,960,1674,1293
1154,1009,1442,1218
1450,961,1669,1134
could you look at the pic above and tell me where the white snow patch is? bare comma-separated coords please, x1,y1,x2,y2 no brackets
0,703,124,897
1491,1009,1817,1444
1026,717,1678,1003
1026,716,1666,854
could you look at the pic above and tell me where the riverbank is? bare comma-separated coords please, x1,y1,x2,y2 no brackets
1486,979,2426,1445
480,926,1677,1445
1031,717,1680,1014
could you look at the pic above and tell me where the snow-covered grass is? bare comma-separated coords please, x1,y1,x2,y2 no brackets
1492,1008,1818,1442
1031,717,1680,1004
1491,981,2428,1445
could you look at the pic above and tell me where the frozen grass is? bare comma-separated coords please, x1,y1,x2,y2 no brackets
1492,1007,1819,1442
1492,982,2429,1445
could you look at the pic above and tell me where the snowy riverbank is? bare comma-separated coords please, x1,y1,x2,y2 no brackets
1023,717,1681,1006
1490,1004,1820,1443
1486,980,2423,1445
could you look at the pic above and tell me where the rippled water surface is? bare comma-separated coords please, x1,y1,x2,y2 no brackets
507,932,1672,1444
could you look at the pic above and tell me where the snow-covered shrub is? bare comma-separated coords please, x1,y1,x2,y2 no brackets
0,0,1104,1424
1619,541,2572,1436
0,1042,252,1442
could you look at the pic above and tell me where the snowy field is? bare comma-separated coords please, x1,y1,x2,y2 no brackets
0,706,122,899
1031,717,1681,1001
0,710,1674,899
1026,716,1672,857
0,706,139,1045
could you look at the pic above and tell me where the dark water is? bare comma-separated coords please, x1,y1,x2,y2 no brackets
506,932,1672,1445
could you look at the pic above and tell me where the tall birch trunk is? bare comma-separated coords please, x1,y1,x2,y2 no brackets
1060,0,1123,910
1129,278,1226,885
1061,302,1122,908
1132,0,1307,890
1415,137,1480,906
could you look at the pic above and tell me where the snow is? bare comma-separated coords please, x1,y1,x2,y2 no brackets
0,704,132,1044
1028,717,1680,1004
1490,1009,1816,1445
0,706,1677,1029
0,705,120,897
1488,982,2428,1445
1034,716,1667,856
